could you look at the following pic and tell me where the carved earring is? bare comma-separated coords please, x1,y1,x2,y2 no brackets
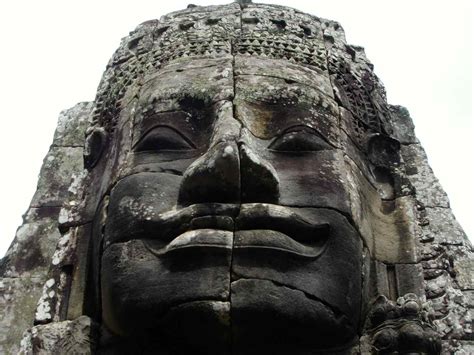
84,127,107,170
366,133,401,168
366,134,401,200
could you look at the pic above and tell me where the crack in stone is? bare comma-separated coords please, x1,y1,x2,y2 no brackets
236,72,333,97
121,168,184,176
229,13,241,353
230,275,352,326
424,205,451,209
30,205,63,209
50,145,85,148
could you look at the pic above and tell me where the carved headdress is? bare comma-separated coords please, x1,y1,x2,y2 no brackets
91,1,390,148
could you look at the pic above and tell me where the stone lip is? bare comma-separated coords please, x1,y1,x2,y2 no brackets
115,203,332,258
144,229,233,256
235,204,330,258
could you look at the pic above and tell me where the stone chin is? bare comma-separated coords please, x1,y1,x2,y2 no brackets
156,280,357,354
231,278,358,352
101,273,356,354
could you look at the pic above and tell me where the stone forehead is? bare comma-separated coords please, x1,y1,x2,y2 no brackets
91,2,347,132
91,1,390,150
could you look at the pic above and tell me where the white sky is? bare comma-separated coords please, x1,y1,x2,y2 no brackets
0,0,472,257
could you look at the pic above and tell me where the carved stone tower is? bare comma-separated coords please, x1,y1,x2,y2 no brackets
1,1,472,354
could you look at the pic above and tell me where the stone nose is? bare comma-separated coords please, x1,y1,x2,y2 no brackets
178,140,279,206
178,141,241,205
239,143,279,203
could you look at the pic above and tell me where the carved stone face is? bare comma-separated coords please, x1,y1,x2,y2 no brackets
97,56,363,353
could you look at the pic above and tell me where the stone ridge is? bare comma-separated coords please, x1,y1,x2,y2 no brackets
0,102,93,354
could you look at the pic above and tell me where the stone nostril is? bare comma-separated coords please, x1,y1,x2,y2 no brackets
239,144,280,203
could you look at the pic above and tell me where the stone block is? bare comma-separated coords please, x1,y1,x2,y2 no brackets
30,146,84,207
53,102,93,147
0,277,44,354
401,144,449,208
454,258,474,290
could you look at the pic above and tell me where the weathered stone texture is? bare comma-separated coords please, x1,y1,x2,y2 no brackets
53,102,93,147
30,147,85,207
389,105,418,144
402,143,450,208
19,316,96,354
397,109,473,347
0,102,93,354
455,259,474,290
0,277,44,354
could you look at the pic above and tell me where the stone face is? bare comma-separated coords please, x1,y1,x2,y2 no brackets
1,2,473,354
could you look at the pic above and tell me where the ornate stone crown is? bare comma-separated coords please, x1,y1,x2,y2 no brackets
92,2,390,147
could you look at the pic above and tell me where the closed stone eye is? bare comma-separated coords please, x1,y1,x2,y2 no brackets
134,126,196,152
268,126,332,152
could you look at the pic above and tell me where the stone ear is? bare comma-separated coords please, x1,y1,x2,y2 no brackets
84,127,107,170
366,134,401,200
366,134,401,168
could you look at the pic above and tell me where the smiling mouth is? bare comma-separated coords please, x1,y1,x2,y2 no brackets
137,203,330,258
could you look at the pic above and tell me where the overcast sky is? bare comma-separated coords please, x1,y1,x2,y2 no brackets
0,0,472,256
